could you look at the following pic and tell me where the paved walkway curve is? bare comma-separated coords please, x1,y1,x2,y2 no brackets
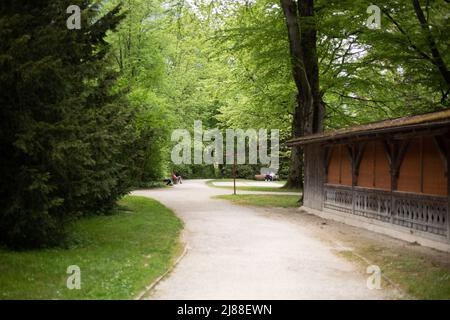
132,180,388,299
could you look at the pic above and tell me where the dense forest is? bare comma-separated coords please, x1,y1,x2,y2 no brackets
1,0,448,248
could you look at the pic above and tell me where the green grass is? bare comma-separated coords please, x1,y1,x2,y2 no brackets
206,179,301,193
0,196,183,300
215,194,300,208
339,246,450,299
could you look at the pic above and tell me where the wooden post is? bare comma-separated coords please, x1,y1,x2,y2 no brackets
353,142,366,186
350,144,356,215
348,142,365,215
384,140,396,223
233,156,237,196
388,141,396,224
338,145,343,184
447,137,450,240
433,135,448,175
432,133,450,239
324,146,332,176
419,137,424,193
384,139,409,223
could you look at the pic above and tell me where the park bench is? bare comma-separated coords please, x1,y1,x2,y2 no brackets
255,174,279,181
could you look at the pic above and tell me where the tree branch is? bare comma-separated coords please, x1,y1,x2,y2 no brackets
381,8,432,62
412,0,450,86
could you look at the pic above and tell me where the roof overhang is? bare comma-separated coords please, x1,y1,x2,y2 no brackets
286,109,450,147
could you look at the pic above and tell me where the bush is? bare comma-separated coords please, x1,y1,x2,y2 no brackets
171,164,217,179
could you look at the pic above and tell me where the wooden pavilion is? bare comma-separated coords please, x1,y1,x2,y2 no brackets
287,109,450,251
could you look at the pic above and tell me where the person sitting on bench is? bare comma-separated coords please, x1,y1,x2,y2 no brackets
172,171,183,184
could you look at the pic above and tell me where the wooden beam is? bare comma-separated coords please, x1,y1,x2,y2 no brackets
447,137,450,240
383,140,392,167
385,139,410,223
338,145,342,184
392,127,449,140
288,121,450,147
346,144,353,163
349,144,356,216
420,137,424,193
354,142,367,179
384,139,410,191
324,146,333,175
433,135,448,175
372,142,377,187
385,140,398,223
348,144,356,186
394,140,410,176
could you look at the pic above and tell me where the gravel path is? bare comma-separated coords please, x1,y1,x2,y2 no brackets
211,181,283,187
132,179,389,299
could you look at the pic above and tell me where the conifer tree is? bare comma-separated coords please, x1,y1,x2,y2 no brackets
0,0,138,248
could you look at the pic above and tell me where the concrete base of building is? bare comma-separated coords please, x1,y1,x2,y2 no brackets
299,206,450,253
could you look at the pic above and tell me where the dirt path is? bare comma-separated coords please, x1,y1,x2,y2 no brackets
132,179,394,299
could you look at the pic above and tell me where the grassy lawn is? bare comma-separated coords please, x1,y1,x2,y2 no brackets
215,194,300,208
206,179,301,193
339,246,450,299
0,196,183,300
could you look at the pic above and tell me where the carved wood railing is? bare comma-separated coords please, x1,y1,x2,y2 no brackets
323,184,448,238
354,187,392,222
392,192,448,237
323,184,353,214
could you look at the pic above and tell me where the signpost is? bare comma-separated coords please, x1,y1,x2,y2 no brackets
227,151,237,195
233,161,236,195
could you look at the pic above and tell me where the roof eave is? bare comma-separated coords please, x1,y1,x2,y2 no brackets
286,119,450,147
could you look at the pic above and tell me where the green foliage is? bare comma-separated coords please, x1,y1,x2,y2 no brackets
0,0,140,248
105,0,174,182
318,0,450,126
2,0,448,249
209,0,449,131
172,164,217,179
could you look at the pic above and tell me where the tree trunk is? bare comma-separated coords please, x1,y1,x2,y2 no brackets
280,0,310,189
285,145,303,189
280,0,323,189
298,0,324,133
284,94,304,189
411,0,450,87
280,0,314,117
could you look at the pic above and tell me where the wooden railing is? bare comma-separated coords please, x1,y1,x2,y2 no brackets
354,187,392,223
324,184,449,238
392,192,448,236
323,184,353,214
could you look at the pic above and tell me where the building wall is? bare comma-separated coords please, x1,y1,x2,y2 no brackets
357,141,391,190
327,145,352,186
325,137,447,196
303,144,325,210
301,133,449,249
398,137,447,196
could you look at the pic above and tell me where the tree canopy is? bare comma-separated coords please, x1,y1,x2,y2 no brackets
0,0,448,248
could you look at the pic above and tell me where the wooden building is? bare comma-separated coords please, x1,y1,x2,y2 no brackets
287,110,450,251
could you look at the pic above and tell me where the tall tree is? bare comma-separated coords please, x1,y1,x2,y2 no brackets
0,0,137,248
280,0,323,189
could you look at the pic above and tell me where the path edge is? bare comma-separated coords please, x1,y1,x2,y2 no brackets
135,241,188,300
